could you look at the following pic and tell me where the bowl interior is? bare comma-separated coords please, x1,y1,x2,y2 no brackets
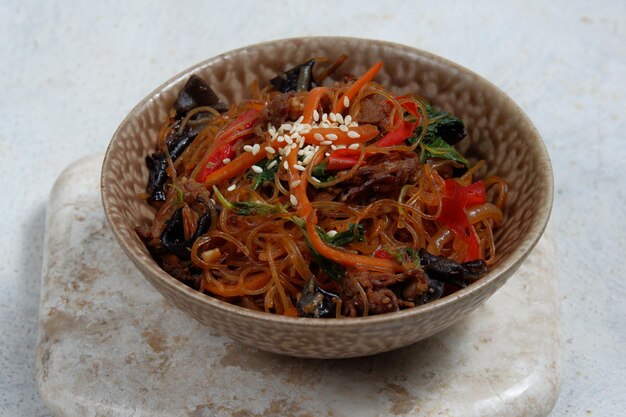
102,37,553,321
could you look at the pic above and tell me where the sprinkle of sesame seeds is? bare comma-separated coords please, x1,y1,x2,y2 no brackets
320,140,333,145
290,194,298,206
313,110,320,121
327,230,338,237
329,113,337,122
265,146,276,154
222,158,231,164
243,145,254,153
325,133,338,141
335,113,344,125
344,115,352,125
291,180,301,188
251,165,263,174
347,130,361,139
348,143,360,150
314,133,324,142
293,164,307,171
267,160,278,169
339,125,349,132
252,144,261,155
227,184,236,192
283,160,289,170
320,122,330,128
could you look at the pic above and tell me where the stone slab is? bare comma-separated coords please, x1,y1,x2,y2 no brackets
37,154,561,417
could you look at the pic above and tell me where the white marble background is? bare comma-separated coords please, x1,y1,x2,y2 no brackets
0,1,624,416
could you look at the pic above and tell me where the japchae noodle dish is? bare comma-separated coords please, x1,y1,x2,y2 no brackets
137,57,508,318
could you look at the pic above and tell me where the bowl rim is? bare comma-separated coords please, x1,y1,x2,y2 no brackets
102,36,554,327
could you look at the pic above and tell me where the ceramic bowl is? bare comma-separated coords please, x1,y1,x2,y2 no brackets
101,37,553,358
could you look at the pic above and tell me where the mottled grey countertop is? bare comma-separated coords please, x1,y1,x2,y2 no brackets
1,1,624,416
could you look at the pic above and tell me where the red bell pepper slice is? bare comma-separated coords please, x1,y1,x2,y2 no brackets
376,101,420,147
195,109,260,183
326,149,362,171
373,248,395,260
438,179,486,261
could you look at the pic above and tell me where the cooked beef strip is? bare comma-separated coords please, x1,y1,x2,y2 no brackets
341,152,420,203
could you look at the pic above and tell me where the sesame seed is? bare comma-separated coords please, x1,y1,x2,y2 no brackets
283,160,289,170
336,144,346,149
227,184,236,192
322,113,328,122
277,135,285,143
291,143,298,149
325,133,338,140
243,145,254,153
291,180,301,188
348,143,360,150
268,160,278,169
252,144,261,155
251,165,263,174
320,140,333,145
344,115,352,125
314,133,324,142
347,130,361,139
349,121,358,127
320,122,330,128
313,110,320,121
327,230,338,237
293,164,307,171
265,146,276,154
290,194,299,206
331,145,338,151
282,123,292,131
329,113,337,122
311,176,321,183
284,146,292,157
298,149,305,156
339,125,349,132
285,137,293,145
302,154,313,165
222,158,231,164
335,113,344,125
343,96,350,108
295,116,304,124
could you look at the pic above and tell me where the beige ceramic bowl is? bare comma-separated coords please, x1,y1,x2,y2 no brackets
102,37,553,358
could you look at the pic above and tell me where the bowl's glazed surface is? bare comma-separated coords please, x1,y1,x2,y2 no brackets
101,37,552,358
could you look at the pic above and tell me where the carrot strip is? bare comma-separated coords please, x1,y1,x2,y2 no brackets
302,87,328,124
204,273,272,298
302,125,379,146
333,61,384,114
203,150,267,186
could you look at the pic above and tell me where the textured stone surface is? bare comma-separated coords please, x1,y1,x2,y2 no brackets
37,154,559,417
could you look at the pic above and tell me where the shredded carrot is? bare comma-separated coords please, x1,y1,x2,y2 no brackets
203,150,267,186
333,61,384,114
302,87,329,124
